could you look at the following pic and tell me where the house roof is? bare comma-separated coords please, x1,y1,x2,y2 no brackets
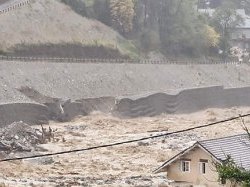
154,134,250,173
199,134,250,170
236,9,250,29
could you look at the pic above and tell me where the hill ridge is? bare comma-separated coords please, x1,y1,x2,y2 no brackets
0,0,135,58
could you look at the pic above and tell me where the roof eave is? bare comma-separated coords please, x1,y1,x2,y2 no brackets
153,142,221,174
153,143,199,174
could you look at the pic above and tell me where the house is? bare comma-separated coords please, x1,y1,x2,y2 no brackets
198,5,250,51
228,9,250,50
154,134,250,187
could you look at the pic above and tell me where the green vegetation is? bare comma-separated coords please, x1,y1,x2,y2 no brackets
8,43,130,59
216,156,250,187
216,126,250,187
110,0,135,34
61,0,250,58
118,38,139,59
211,0,244,57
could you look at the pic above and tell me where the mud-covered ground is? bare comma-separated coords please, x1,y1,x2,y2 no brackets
0,107,249,187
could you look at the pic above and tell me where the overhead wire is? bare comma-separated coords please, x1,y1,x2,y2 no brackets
0,113,249,162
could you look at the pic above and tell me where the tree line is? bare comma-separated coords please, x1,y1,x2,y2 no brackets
61,0,249,57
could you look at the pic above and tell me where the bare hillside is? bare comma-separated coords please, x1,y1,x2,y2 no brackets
0,0,134,56
0,61,250,125
1,62,250,102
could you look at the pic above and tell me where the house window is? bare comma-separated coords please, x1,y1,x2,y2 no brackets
199,159,208,174
181,160,190,172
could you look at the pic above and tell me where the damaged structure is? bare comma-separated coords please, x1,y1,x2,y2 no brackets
5,86,250,127
0,121,55,153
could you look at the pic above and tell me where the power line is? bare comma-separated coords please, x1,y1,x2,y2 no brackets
0,113,249,162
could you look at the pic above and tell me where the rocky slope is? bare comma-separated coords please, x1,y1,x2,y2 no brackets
0,61,249,101
0,0,135,57
0,61,250,125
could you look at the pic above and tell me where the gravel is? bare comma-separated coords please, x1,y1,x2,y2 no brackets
0,62,250,104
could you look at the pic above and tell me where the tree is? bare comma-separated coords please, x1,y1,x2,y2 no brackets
61,0,87,17
109,0,136,33
157,0,213,55
241,0,250,14
211,1,244,57
93,0,112,26
216,124,250,187
131,0,221,56
204,25,220,47
216,156,250,186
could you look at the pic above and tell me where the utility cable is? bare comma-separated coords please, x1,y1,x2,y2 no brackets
0,113,249,162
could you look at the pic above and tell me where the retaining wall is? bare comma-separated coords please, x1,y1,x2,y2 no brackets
0,103,49,127
2,86,250,126
113,86,250,118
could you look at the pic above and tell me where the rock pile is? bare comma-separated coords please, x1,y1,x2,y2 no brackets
0,121,50,152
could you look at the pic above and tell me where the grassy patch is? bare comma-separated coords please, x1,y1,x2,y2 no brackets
117,38,139,59
7,43,131,59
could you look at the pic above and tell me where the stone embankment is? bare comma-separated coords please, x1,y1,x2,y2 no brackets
1,61,250,126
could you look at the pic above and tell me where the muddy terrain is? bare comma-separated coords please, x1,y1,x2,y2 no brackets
0,61,249,187
0,107,249,186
